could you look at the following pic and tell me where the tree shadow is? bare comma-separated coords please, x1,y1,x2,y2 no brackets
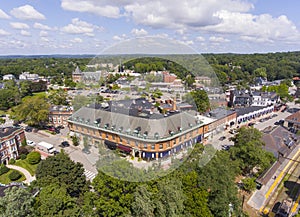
283,180,300,201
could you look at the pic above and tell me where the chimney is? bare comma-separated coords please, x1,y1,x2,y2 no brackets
172,97,177,111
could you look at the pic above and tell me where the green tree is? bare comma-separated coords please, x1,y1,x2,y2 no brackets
47,88,69,106
154,178,185,217
11,95,50,127
230,127,275,174
0,186,35,217
27,151,41,165
132,185,154,217
36,152,88,197
242,177,257,192
183,89,210,113
36,183,80,217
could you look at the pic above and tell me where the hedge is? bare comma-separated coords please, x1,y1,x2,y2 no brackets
0,165,9,175
8,170,22,181
27,151,41,165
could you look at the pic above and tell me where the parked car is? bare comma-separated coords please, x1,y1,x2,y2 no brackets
221,145,231,151
219,136,226,141
248,122,255,126
59,141,70,148
26,140,36,147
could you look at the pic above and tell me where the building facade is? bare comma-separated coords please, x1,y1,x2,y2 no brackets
49,106,73,127
0,127,25,164
68,98,209,160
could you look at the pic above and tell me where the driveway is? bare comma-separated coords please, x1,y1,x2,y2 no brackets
6,165,36,184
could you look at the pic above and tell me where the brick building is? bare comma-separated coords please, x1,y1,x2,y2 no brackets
68,98,209,160
49,106,73,127
0,127,25,164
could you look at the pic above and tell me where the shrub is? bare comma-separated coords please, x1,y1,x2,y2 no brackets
21,139,27,147
8,159,16,165
9,170,22,181
27,151,41,165
20,154,27,160
72,136,79,146
0,164,9,175
242,177,257,192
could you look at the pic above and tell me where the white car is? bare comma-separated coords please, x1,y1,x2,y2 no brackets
26,140,36,147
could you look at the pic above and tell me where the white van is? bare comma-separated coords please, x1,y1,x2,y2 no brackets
36,141,56,154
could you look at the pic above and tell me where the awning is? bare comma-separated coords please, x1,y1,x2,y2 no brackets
117,144,132,153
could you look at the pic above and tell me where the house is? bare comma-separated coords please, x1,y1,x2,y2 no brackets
229,90,252,107
252,91,279,106
72,66,106,84
19,72,39,81
284,110,300,131
0,127,25,164
68,98,209,160
49,106,73,127
235,105,274,126
2,74,15,81
205,108,237,135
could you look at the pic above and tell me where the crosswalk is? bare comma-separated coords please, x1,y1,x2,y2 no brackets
84,169,97,181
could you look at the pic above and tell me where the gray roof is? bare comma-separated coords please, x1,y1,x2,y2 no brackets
72,66,82,75
206,107,235,120
0,127,22,139
235,106,269,116
69,102,201,140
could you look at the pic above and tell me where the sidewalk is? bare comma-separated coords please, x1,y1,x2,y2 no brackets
247,146,300,211
6,165,36,185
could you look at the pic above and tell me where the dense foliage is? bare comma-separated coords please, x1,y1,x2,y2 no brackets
27,151,41,165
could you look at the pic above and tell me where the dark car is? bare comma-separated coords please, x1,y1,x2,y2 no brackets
219,136,226,141
248,122,255,126
221,145,231,151
59,141,70,148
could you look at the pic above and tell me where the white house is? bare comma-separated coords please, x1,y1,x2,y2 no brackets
3,74,15,80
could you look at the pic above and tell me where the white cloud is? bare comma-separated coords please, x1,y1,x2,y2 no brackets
61,18,103,35
202,11,300,43
131,28,148,36
196,36,205,42
40,37,50,42
70,37,83,43
209,36,230,43
34,22,51,30
0,29,10,36
0,9,10,19
20,30,31,36
10,22,30,29
113,34,127,41
10,5,45,20
39,31,48,37
61,0,121,18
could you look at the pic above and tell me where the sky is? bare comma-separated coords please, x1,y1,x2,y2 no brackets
0,0,300,55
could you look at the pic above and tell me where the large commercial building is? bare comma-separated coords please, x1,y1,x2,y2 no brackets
68,98,209,160
0,127,25,164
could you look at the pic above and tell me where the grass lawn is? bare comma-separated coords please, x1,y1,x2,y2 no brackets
15,159,39,176
0,169,25,185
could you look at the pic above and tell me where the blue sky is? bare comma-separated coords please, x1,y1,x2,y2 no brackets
0,0,300,55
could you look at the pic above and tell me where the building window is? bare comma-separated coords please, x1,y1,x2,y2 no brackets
151,144,155,150
127,139,130,145
144,144,147,149
119,137,122,142
159,144,163,149
173,139,176,145
106,133,108,139
179,136,182,142
112,135,115,140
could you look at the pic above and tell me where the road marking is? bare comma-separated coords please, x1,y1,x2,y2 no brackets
292,194,300,213
84,169,96,181
261,148,300,211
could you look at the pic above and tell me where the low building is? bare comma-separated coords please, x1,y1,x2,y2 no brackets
230,90,252,107
19,72,39,81
205,108,237,135
284,110,300,131
68,98,209,160
49,106,73,127
0,127,25,164
252,91,279,106
235,105,274,126
2,74,15,81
